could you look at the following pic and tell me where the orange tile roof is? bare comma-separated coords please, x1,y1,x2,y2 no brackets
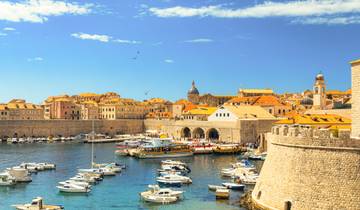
276,114,351,125
252,95,286,106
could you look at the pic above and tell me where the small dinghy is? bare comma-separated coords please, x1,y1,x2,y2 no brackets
222,183,245,191
216,189,230,199
208,185,227,191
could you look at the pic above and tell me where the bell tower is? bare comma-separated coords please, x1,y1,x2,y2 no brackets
313,72,326,110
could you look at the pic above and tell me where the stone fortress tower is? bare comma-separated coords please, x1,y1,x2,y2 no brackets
312,73,327,110
187,81,200,104
250,60,360,210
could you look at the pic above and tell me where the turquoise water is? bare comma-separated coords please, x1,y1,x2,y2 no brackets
0,143,254,210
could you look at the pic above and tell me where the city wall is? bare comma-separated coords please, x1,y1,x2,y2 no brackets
0,120,144,138
252,125,360,210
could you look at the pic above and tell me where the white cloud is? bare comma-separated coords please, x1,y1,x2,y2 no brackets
27,57,43,62
0,32,7,36
71,33,111,42
113,39,141,44
149,0,360,24
0,0,92,23
293,16,360,25
184,38,213,43
3,27,15,31
164,59,174,63
71,32,142,44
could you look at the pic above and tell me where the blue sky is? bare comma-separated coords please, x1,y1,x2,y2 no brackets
0,0,359,104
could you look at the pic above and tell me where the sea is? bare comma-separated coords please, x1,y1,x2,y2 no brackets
0,142,262,210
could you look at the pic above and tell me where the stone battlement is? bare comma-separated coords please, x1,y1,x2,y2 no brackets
269,125,360,149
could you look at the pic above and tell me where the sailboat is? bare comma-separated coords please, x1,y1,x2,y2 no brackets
78,120,104,175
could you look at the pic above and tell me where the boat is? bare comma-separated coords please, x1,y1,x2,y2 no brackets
7,167,32,182
134,139,193,159
213,144,242,154
57,183,91,193
92,162,122,173
78,168,104,175
191,142,214,154
157,174,192,185
220,168,236,177
216,189,230,199
37,163,56,170
58,180,91,188
158,165,190,175
161,160,187,166
222,183,245,191
12,197,64,210
208,185,227,191
70,174,96,184
0,172,16,186
140,185,183,204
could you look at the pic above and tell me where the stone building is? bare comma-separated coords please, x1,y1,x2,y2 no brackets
187,81,236,106
44,96,80,120
250,59,360,210
0,99,44,120
238,89,274,97
99,98,146,120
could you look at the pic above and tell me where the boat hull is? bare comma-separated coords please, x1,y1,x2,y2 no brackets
136,152,194,159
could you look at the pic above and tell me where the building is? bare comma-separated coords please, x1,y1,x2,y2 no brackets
99,98,146,120
44,96,80,120
313,73,327,110
238,88,274,97
208,105,276,122
351,59,360,139
0,99,44,120
182,106,217,121
249,59,360,210
80,101,99,120
225,95,293,117
187,81,236,106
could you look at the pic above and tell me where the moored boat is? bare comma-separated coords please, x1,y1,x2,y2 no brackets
134,139,193,159
57,183,91,193
12,197,64,210
140,185,183,204
0,172,16,186
222,182,245,191
213,144,243,154
208,185,227,191
215,189,230,199
157,174,192,185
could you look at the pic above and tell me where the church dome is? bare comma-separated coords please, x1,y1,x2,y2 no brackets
188,81,199,95
301,97,313,105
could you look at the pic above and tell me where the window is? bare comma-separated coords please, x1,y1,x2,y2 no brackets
227,113,230,117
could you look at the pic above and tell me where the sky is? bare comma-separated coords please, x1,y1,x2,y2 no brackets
0,0,359,104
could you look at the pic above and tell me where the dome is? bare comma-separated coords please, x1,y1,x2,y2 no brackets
316,73,324,81
301,97,313,105
188,81,199,95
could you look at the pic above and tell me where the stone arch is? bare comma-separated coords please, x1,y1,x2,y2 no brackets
192,127,205,139
206,128,220,141
181,127,191,138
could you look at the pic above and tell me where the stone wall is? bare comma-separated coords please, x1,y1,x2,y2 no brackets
0,120,144,138
252,125,360,210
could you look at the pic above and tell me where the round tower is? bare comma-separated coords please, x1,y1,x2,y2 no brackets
313,72,326,110
187,81,200,104
249,62,360,210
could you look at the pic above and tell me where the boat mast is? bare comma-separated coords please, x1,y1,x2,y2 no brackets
91,120,95,168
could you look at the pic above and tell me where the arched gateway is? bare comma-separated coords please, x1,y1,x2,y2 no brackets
192,127,205,139
181,127,191,138
207,128,220,141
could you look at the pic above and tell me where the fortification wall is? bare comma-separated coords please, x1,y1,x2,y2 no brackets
252,125,360,210
0,120,144,138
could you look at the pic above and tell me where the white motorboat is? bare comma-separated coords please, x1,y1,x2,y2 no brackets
158,165,190,175
78,168,104,175
19,163,44,173
140,185,183,204
38,163,56,170
12,197,64,210
157,174,192,185
92,163,122,173
58,180,91,188
159,170,182,176
0,172,16,186
7,167,32,182
101,167,116,176
57,183,90,193
208,185,227,191
70,174,97,183
220,168,236,177
161,160,187,167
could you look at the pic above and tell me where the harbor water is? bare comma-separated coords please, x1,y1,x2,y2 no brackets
0,143,261,210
